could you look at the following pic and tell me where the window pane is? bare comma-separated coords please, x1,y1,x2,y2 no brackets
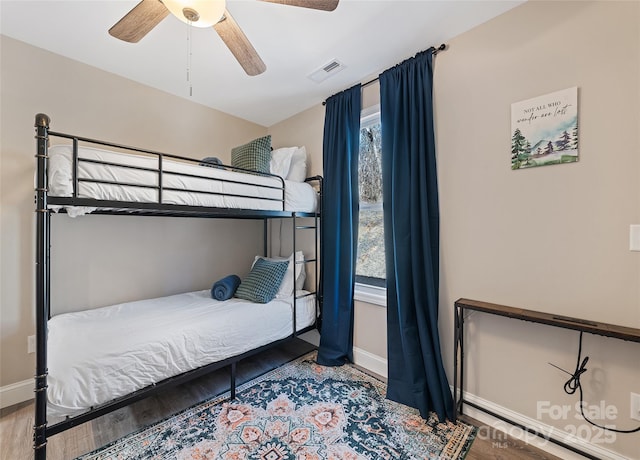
356,207,385,281
356,117,385,283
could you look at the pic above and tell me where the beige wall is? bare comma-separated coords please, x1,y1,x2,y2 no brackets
0,36,268,387
436,2,639,458
270,2,640,458
268,103,325,179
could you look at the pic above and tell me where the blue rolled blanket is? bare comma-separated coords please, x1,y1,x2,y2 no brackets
200,156,224,168
211,274,241,301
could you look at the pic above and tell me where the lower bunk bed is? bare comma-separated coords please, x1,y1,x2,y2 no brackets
47,289,317,421
33,114,323,459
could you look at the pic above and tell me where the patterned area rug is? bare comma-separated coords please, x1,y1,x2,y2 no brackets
78,352,476,459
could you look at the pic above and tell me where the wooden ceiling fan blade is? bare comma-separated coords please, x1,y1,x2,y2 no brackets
109,0,169,43
213,9,266,76
259,0,339,12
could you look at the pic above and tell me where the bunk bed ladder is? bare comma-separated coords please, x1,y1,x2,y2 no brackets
305,176,322,330
34,114,51,460
292,208,321,337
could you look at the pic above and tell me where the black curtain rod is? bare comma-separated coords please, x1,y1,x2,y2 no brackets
361,43,446,89
323,43,446,105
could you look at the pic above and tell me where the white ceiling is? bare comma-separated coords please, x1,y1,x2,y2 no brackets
0,0,523,127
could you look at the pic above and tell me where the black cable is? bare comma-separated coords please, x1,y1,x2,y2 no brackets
564,331,589,396
560,332,640,433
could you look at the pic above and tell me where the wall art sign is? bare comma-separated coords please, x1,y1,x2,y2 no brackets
511,87,578,170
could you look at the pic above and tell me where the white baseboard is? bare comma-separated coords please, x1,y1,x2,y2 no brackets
0,379,33,409
459,390,632,460
353,346,387,379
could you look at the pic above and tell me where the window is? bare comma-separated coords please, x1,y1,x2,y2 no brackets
355,105,386,305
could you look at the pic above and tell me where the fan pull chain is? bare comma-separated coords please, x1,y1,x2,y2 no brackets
186,21,193,97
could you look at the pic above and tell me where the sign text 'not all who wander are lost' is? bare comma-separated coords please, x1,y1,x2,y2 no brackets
511,87,578,170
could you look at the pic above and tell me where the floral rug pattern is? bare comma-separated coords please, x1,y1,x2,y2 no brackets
78,353,476,459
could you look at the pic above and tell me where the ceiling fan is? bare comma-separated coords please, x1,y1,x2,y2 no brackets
109,0,339,76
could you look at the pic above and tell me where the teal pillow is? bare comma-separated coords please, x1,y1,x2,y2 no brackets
235,257,289,303
231,135,272,174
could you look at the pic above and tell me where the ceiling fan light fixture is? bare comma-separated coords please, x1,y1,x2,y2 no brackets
163,0,226,28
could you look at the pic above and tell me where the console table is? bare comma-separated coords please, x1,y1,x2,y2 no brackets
453,298,640,459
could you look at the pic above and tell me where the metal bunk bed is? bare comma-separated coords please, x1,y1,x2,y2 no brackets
33,113,323,459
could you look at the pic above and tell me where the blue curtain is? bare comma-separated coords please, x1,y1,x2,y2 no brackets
379,49,454,421
316,84,361,366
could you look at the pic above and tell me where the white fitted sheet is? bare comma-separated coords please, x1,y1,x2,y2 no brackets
47,145,318,217
47,289,316,418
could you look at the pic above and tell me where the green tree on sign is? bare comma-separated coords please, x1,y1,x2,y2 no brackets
545,141,554,155
557,130,570,151
511,129,526,159
511,128,530,168
570,124,579,149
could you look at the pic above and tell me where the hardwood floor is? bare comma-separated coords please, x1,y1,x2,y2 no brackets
1,340,560,460
460,415,562,460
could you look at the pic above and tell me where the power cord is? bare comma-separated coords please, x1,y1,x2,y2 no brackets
550,331,640,433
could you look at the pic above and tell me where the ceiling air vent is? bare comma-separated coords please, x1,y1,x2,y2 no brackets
308,59,346,83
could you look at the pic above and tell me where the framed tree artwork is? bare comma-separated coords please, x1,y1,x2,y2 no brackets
511,87,578,170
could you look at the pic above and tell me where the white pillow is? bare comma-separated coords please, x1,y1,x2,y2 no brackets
270,147,297,178
286,146,307,182
252,251,305,298
294,251,306,291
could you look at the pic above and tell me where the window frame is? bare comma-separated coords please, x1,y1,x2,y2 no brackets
354,281,386,307
354,104,386,307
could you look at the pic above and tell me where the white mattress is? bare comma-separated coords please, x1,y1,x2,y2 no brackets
47,289,316,419
47,145,318,217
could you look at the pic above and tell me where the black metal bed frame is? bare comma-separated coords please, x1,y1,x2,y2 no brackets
33,113,323,459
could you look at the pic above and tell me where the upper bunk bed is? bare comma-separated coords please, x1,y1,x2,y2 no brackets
33,113,323,459
35,113,321,219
